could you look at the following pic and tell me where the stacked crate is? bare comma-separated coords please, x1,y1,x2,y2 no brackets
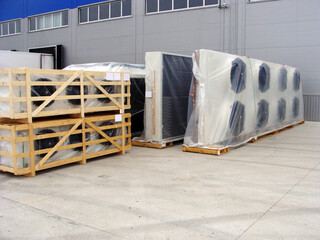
0,68,131,176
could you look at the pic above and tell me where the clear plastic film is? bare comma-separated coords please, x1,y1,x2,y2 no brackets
184,49,304,150
64,62,146,137
85,118,127,155
134,52,193,144
0,71,27,114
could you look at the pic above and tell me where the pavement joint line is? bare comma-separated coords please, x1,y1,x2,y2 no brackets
0,195,133,240
244,145,320,153
208,157,320,172
234,160,320,240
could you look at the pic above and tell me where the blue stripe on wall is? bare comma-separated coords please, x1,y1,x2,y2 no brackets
0,0,112,22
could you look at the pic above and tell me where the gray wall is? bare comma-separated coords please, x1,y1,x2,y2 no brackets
0,0,319,121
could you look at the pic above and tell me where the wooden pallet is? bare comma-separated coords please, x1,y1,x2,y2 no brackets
0,113,131,177
132,140,173,149
182,120,305,156
182,146,229,156
249,120,305,143
0,68,131,120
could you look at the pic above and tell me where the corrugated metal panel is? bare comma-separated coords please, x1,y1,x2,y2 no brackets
303,95,320,122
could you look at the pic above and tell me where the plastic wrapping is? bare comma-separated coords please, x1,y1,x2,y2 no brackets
184,49,304,150
64,62,146,137
85,119,127,156
135,52,193,144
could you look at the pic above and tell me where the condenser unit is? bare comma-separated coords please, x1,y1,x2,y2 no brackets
143,52,193,143
185,49,256,148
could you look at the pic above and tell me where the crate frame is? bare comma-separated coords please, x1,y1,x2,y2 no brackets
0,68,131,120
0,113,131,176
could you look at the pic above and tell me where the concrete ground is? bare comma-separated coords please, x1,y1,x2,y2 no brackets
0,121,320,240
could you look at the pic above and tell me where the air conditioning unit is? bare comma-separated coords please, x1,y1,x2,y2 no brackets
184,49,304,150
185,50,256,148
250,59,291,133
142,52,193,143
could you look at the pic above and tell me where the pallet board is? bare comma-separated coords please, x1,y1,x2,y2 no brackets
0,68,131,120
132,140,173,149
0,113,131,176
183,146,229,156
250,120,305,143
183,120,305,156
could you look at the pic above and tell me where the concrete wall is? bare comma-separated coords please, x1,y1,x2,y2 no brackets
0,0,319,121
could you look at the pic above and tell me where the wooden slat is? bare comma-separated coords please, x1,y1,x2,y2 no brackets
37,156,83,171
0,165,14,174
0,150,13,157
132,140,173,149
183,146,229,156
11,128,18,171
0,136,13,142
121,73,126,155
8,69,14,119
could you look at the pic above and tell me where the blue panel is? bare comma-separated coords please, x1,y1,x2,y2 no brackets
0,0,24,21
27,0,72,16
74,0,111,8
0,0,112,22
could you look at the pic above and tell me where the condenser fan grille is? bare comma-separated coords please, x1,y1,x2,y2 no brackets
34,129,59,158
258,63,270,93
293,70,301,91
277,98,286,122
229,101,245,136
257,100,269,129
66,78,89,105
279,67,288,92
292,97,300,118
95,79,115,103
69,125,90,151
230,58,246,94
31,78,56,107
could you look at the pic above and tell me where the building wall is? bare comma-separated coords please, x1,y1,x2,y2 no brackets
0,0,319,121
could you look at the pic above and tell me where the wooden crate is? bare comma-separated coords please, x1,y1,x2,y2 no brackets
0,113,131,177
0,68,131,121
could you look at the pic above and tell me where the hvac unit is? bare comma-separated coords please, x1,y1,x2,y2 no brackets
184,49,304,151
142,52,193,143
250,59,290,133
185,50,256,148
